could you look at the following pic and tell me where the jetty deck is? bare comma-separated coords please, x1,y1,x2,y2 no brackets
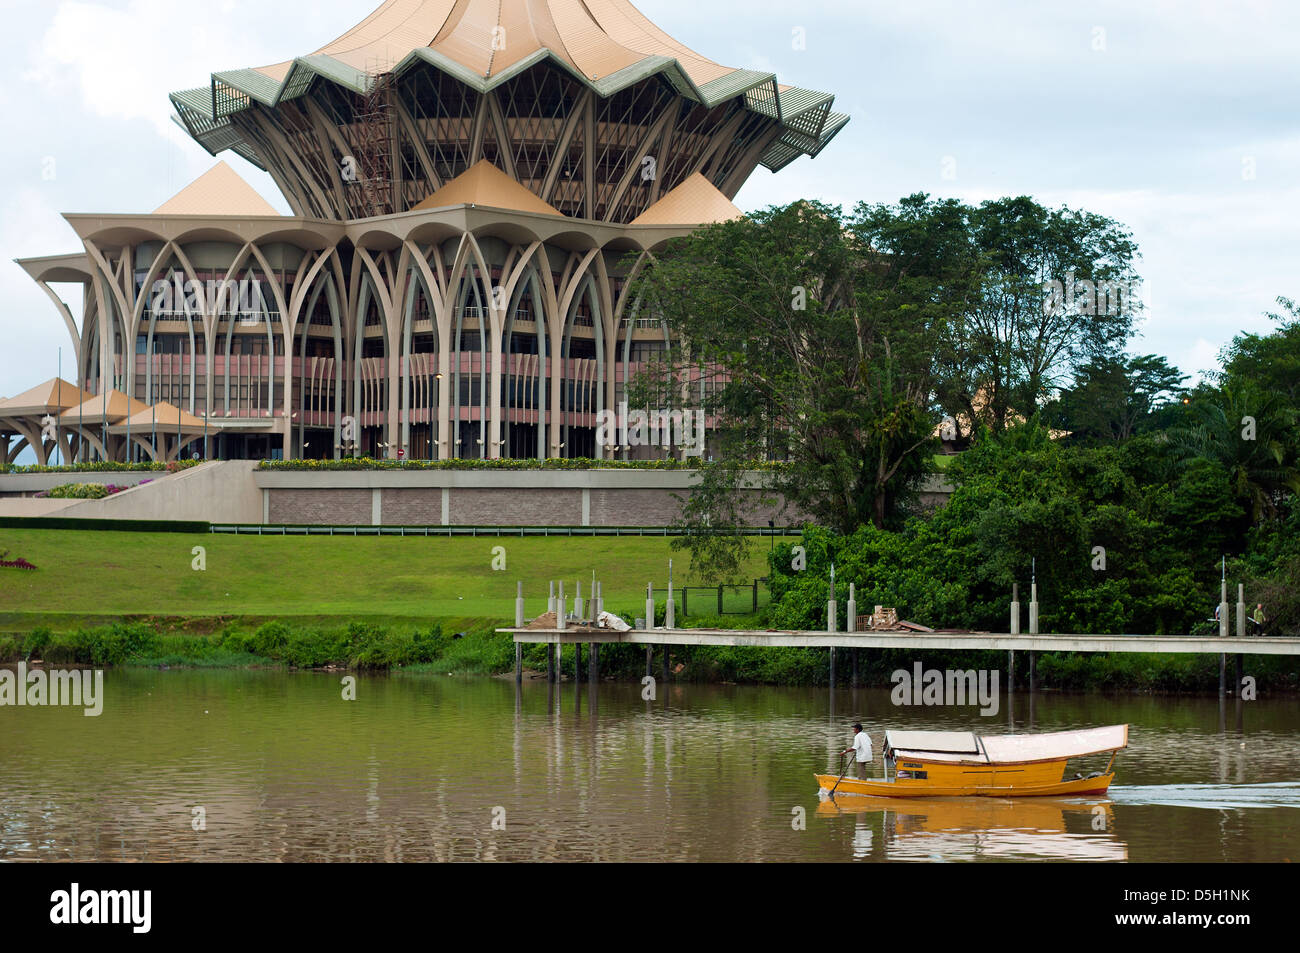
503,627,1300,655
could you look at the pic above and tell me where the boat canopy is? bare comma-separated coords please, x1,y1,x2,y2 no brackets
885,725,1128,765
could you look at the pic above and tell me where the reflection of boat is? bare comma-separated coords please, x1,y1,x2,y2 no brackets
816,795,1126,862
815,795,1112,832
814,725,1127,798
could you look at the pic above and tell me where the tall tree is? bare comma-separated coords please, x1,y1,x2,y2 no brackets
1167,381,1300,523
1048,353,1187,443
937,197,1142,437
629,198,968,533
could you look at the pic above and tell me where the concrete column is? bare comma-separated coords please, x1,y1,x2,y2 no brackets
574,581,584,621
827,565,837,633
846,583,856,634
557,581,566,631
1028,581,1038,691
1010,583,1021,636
1236,584,1246,639
645,583,655,630
1219,578,1229,694
515,581,525,628
548,580,556,616
665,562,676,630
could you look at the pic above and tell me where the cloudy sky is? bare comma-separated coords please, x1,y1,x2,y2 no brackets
2,0,1297,399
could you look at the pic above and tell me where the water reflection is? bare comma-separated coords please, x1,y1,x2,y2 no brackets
817,796,1127,861
1,670,1298,862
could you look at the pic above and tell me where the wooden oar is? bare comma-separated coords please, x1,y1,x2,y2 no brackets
828,752,853,797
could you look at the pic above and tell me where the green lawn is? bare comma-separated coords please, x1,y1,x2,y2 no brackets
0,529,772,634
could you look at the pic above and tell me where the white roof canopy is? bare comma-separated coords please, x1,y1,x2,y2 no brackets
886,725,1128,765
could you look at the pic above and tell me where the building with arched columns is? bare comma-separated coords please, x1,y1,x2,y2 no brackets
9,0,845,464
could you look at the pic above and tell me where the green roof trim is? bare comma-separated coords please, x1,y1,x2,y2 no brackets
175,50,847,172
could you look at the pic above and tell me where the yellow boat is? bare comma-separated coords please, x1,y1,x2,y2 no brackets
815,725,1128,798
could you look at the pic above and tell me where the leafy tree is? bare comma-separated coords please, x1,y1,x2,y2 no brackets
1220,296,1300,403
630,198,967,532
1048,353,1187,443
938,197,1142,436
1166,381,1300,522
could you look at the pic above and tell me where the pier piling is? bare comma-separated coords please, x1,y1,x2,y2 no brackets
666,560,675,630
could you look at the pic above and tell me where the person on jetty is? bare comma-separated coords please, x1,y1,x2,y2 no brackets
841,723,873,779
1252,603,1267,634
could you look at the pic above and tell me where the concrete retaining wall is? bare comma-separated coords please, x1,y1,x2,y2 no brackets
0,471,161,498
1,464,953,527
50,461,262,523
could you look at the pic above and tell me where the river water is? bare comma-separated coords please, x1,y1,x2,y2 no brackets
1,670,1297,862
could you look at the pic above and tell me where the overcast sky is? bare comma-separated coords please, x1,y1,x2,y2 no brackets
2,0,1297,399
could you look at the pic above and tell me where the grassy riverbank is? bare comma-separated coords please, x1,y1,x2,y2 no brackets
2,526,1296,692
0,528,770,627
1,616,1296,694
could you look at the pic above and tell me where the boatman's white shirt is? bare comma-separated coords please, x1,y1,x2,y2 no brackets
853,731,873,763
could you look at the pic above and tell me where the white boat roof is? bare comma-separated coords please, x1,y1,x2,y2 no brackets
886,725,1128,765
884,730,981,754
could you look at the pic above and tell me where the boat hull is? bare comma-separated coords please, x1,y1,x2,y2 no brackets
815,764,1114,798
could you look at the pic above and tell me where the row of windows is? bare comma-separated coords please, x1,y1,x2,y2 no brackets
135,335,284,356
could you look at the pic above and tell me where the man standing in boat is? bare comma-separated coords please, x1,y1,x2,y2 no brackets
841,723,873,780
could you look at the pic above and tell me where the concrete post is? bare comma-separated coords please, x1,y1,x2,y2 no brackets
827,564,837,634
1010,584,1021,636
589,642,599,684
1219,577,1229,694
557,581,566,631
574,580,584,622
665,560,675,630
1029,582,1039,636
515,642,522,685
593,581,602,620
829,646,836,686
1219,579,1229,639
515,580,525,629
645,583,656,631
1236,584,1246,639
548,580,556,617
846,583,857,634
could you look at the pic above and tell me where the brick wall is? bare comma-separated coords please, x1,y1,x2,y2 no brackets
269,488,371,525
266,484,815,527
381,488,442,525
449,488,582,526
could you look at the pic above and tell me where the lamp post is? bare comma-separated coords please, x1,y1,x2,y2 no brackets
55,348,62,466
